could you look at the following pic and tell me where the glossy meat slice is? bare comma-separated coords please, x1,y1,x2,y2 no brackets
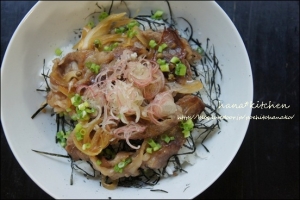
129,114,180,139
89,141,148,180
46,90,71,113
142,95,205,169
175,94,205,118
49,50,94,89
142,29,162,42
158,28,186,61
142,125,185,169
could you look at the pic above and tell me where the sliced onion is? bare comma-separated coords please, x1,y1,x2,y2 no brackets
101,175,119,190
166,79,203,94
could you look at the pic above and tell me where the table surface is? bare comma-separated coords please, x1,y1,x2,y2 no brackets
1,1,299,199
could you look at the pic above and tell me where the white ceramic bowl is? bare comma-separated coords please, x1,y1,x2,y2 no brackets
1,1,252,199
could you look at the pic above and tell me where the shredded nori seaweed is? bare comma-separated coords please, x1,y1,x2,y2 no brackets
32,0,226,192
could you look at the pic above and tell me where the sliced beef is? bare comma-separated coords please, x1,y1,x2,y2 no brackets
176,94,205,118
142,95,205,169
142,125,185,169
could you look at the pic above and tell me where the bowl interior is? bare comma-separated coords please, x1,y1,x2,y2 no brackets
1,1,252,199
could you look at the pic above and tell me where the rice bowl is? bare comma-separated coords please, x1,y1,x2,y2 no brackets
1,1,252,199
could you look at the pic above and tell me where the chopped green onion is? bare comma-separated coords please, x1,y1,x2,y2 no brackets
114,164,122,173
74,123,85,141
99,12,109,21
86,107,95,113
75,131,83,141
127,20,139,29
127,30,137,38
124,158,131,165
182,119,194,130
151,10,164,20
94,39,101,46
115,21,138,34
71,94,82,106
181,119,194,138
153,144,161,151
55,48,62,56
149,40,157,48
160,64,170,72
146,147,153,154
118,161,126,168
56,130,71,147
115,26,126,34
91,63,101,74
79,127,87,135
74,123,83,132
157,43,168,53
82,143,91,150
71,114,78,121
85,62,101,74
103,43,119,52
83,101,89,107
114,157,132,173
197,47,205,56
147,139,157,148
81,110,87,118
112,42,119,48
156,58,166,65
182,129,190,138
161,134,174,143
103,46,111,52
96,160,102,165
82,114,90,121
78,101,89,111
175,63,187,76
72,112,79,121
75,107,90,121
87,21,95,29
147,139,161,152
170,56,180,64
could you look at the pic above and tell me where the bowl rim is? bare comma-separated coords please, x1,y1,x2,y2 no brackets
1,1,253,199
